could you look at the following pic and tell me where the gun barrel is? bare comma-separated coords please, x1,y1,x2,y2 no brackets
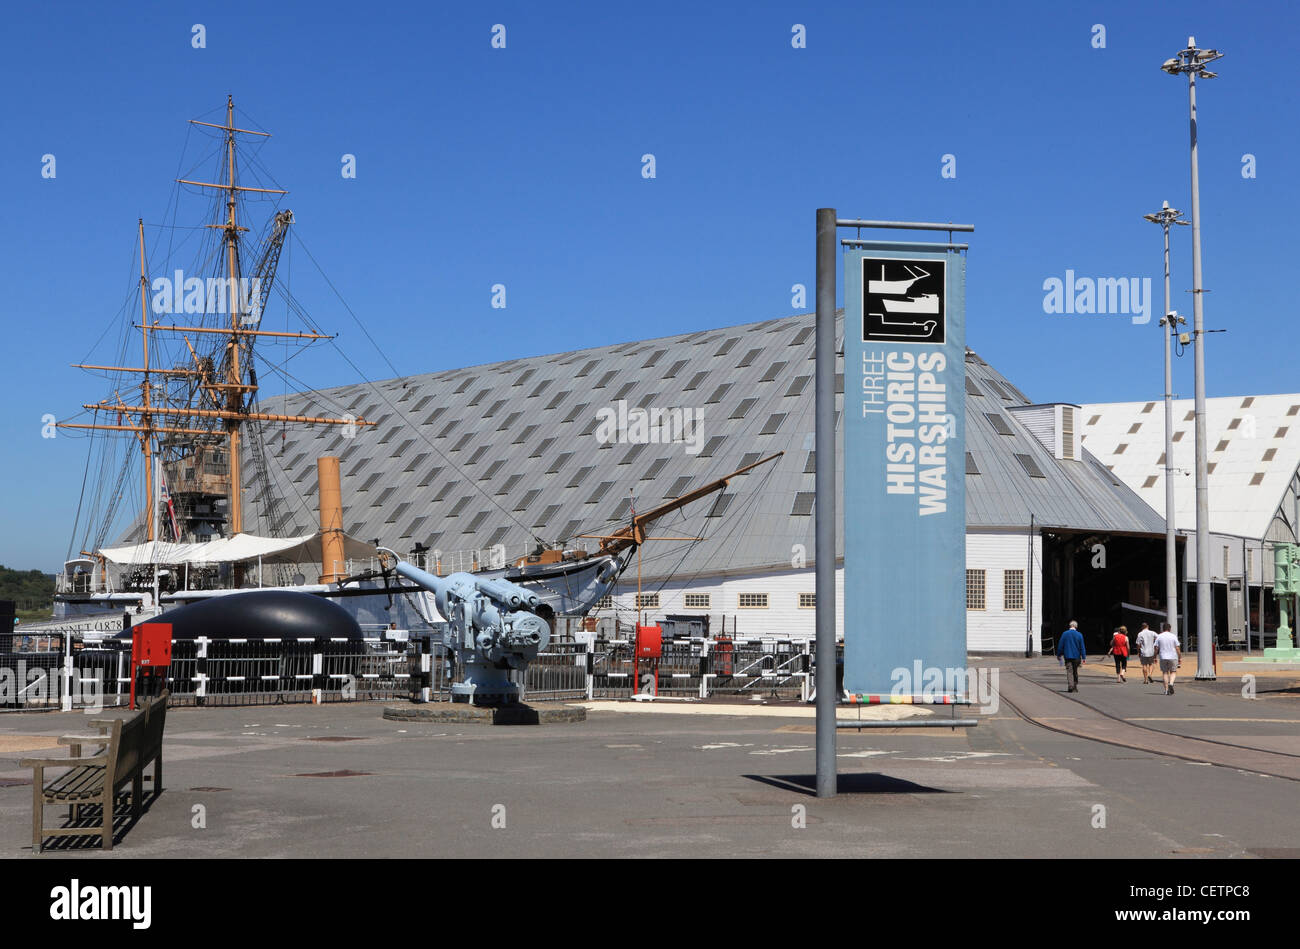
393,559,448,596
474,575,540,610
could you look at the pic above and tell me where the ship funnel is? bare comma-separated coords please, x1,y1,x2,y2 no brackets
318,456,345,584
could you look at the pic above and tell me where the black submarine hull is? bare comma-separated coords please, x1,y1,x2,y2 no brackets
132,590,363,641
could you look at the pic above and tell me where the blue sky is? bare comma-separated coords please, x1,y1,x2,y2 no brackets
2,0,1296,570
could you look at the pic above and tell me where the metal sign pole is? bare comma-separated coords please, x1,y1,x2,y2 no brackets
815,208,838,798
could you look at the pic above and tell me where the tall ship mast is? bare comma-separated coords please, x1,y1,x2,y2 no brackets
61,97,365,554
47,98,778,640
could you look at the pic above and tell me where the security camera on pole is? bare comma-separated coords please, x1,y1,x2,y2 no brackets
1143,201,1188,649
1162,37,1223,680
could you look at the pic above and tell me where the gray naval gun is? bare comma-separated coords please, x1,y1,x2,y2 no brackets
378,548,553,705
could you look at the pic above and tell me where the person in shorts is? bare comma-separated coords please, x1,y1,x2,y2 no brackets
1106,626,1130,683
1154,622,1181,695
1135,623,1157,683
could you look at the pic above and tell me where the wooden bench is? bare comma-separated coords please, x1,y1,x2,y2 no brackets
20,690,168,852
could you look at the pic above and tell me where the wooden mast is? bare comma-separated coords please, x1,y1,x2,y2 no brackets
137,219,154,542
222,96,245,533
58,97,374,547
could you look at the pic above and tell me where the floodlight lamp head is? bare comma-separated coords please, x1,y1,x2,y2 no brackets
1162,57,1182,74
1199,69,1218,79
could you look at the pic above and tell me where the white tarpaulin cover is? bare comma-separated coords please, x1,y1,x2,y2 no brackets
98,531,378,566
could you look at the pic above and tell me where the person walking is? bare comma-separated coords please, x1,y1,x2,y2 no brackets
1107,626,1130,683
1135,623,1157,684
1154,622,1181,695
1058,620,1086,692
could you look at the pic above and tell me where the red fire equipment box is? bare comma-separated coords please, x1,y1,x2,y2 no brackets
130,622,172,708
635,625,662,659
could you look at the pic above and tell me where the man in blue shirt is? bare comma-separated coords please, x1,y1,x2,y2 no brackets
1058,621,1087,692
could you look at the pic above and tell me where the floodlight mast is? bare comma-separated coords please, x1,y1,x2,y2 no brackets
1162,37,1222,679
1145,201,1189,649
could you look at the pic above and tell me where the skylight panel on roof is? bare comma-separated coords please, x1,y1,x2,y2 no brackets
530,437,556,459
737,348,762,368
534,504,561,528
786,375,810,397
642,458,668,480
567,466,594,489
586,482,614,504
760,414,787,435
546,389,571,410
707,494,733,517
965,378,983,396
547,452,573,474
418,466,443,487
663,360,688,379
985,413,1014,436
666,476,692,498
454,377,476,394
1015,453,1046,478
732,398,758,420
643,349,666,368
530,379,552,399
684,371,708,391
791,492,815,516
699,436,725,457
760,361,788,382
706,384,732,404
513,368,535,387
966,452,979,474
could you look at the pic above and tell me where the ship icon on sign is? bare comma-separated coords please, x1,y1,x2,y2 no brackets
862,259,946,345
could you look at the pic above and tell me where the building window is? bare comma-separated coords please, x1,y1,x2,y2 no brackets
635,593,659,609
1004,570,1025,611
1223,546,1230,579
595,595,613,610
738,593,769,609
1247,549,1253,581
799,593,816,609
966,570,986,610
684,593,710,609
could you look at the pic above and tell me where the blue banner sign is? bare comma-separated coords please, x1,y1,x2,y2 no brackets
843,246,967,700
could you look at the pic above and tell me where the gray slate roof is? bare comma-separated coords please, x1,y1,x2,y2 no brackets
244,311,1164,581
963,353,1167,534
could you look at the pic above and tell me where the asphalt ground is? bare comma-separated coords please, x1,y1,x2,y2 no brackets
0,660,1297,860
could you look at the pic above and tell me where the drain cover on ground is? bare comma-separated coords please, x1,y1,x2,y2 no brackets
301,736,369,742
190,787,231,792
293,769,373,778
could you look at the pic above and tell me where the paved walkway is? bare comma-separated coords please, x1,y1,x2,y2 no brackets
995,658,1300,781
